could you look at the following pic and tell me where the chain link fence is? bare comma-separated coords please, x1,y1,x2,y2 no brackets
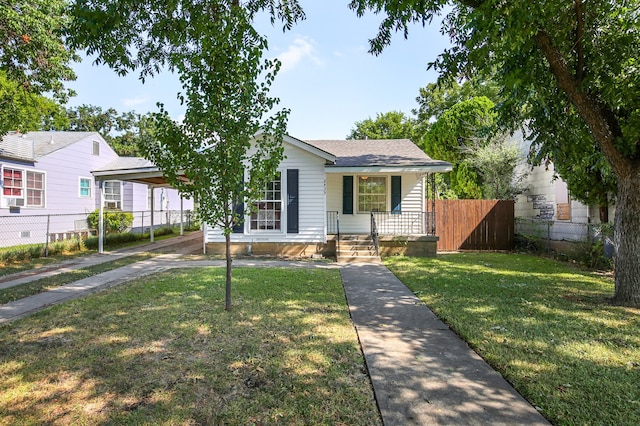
515,218,614,266
0,210,196,249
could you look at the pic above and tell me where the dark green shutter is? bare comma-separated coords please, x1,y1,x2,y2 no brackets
343,176,353,214
287,169,299,233
391,176,402,214
232,175,245,233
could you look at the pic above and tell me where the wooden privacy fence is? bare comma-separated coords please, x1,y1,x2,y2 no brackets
434,200,515,251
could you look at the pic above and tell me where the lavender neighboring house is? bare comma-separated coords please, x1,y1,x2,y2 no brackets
0,131,191,247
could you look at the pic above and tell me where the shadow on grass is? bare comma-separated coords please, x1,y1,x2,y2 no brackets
385,253,640,426
0,267,380,425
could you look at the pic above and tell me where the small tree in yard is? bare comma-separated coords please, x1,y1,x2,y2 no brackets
140,7,290,312
69,0,302,311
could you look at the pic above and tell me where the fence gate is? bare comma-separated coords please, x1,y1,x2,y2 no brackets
434,200,515,251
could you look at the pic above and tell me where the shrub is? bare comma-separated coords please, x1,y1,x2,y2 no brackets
87,210,134,234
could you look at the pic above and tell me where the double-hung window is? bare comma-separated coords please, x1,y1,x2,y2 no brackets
103,181,122,209
79,177,93,198
250,173,282,230
2,167,45,207
358,176,386,212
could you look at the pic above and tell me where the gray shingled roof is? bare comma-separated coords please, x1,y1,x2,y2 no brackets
304,139,451,168
0,131,101,161
93,157,156,172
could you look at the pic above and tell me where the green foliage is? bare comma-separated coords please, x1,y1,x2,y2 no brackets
413,77,501,137
87,210,133,234
0,0,77,136
347,111,416,140
466,136,528,200
0,238,86,265
0,72,68,134
423,96,495,198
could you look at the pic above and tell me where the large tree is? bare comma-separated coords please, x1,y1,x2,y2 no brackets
347,110,416,140
350,0,640,306
68,0,301,311
424,96,495,198
0,0,77,135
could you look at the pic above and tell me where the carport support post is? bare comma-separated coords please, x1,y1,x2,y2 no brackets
150,186,155,243
98,181,104,254
180,197,184,235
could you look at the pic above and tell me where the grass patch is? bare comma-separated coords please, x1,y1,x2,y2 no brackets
0,253,156,305
385,253,640,426
0,230,186,278
0,267,380,425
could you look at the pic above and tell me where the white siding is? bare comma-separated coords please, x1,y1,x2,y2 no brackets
515,162,592,222
326,172,424,234
205,141,327,244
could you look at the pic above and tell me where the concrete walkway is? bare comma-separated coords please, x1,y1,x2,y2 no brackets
0,238,550,425
342,263,549,425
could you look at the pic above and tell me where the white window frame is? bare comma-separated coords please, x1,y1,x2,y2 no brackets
357,175,387,213
1,166,46,208
250,172,283,232
79,177,93,198
92,140,100,156
103,180,122,209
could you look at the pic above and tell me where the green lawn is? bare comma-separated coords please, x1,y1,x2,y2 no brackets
385,253,640,426
0,267,380,425
0,253,156,304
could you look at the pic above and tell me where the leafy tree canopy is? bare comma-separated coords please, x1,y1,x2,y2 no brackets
0,0,77,136
0,71,68,134
54,104,153,156
348,0,640,305
347,110,416,140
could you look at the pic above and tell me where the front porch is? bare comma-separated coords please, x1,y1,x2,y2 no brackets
327,210,439,262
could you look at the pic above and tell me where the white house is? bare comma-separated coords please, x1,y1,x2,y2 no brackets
204,135,452,260
89,133,451,260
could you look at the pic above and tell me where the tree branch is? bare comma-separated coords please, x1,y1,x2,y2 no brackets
574,0,585,83
533,29,632,177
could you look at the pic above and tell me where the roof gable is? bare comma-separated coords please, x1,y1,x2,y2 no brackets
304,139,451,170
0,131,108,161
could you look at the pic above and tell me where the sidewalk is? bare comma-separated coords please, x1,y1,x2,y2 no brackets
341,263,550,425
1,241,550,424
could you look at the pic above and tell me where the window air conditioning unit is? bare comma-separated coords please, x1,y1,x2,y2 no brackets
105,201,119,209
5,197,25,207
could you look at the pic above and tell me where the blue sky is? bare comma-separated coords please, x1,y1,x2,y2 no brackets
67,1,451,140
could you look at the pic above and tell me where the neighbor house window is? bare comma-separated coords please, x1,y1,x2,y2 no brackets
250,173,281,230
79,177,92,198
103,181,122,209
92,140,100,156
26,171,44,207
358,176,386,212
3,168,23,197
2,167,45,207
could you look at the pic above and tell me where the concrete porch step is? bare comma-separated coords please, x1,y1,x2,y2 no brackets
337,234,379,263
337,255,381,264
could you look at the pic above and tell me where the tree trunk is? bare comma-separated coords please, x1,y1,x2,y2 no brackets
599,203,609,224
612,169,640,306
225,233,232,311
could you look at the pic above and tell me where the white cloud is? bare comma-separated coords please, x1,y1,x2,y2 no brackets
276,37,323,73
121,96,149,108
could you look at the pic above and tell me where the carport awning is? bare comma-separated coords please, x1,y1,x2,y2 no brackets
91,157,188,187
